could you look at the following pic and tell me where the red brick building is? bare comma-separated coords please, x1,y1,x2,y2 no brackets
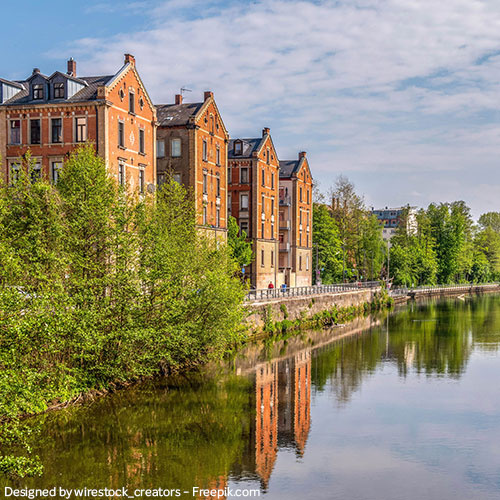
156,92,229,240
279,153,313,286
0,54,156,191
228,128,280,288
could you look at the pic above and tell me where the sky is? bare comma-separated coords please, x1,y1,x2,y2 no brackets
2,0,500,218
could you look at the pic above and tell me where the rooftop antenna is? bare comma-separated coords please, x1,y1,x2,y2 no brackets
180,87,192,97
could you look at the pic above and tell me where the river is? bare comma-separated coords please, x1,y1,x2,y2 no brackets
3,294,500,500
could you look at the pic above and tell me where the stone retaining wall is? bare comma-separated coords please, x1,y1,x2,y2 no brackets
245,288,380,330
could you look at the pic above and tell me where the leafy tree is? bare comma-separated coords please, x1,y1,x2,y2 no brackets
227,215,253,269
312,203,342,283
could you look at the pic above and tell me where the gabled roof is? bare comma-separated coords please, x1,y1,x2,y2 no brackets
2,75,113,105
156,102,204,126
279,155,311,179
228,138,264,159
279,160,301,178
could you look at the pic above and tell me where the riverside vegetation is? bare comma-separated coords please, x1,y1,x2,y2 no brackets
0,146,247,477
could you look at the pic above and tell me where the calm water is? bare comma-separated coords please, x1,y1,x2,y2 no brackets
4,295,500,500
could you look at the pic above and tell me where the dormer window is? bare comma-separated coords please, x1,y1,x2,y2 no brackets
33,84,43,100
54,82,64,99
234,140,242,155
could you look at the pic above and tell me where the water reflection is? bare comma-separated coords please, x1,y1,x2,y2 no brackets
3,295,500,500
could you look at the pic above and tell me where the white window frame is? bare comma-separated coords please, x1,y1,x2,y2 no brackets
171,138,181,157
75,116,87,143
51,160,63,184
9,119,21,145
156,139,165,158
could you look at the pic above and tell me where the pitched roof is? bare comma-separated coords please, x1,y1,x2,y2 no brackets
156,102,204,126
228,138,264,159
0,78,25,89
1,75,113,106
279,160,301,178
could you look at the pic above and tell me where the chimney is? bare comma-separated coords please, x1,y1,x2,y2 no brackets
175,94,183,105
299,151,306,159
32,68,40,75
67,58,76,77
124,53,136,66
262,127,270,137
204,90,213,101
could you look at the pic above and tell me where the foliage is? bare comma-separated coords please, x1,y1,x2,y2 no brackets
227,215,253,269
0,146,246,477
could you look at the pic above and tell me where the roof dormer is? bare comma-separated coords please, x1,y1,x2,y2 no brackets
0,79,24,104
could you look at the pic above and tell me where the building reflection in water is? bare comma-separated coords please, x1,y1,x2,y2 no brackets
229,350,312,492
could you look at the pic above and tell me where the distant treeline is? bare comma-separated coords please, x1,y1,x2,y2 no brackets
313,176,500,286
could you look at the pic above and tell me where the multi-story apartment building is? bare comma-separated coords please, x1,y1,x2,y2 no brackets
156,92,229,240
0,54,156,191
228,128,280,288
372,206,417,246
279,152,313,286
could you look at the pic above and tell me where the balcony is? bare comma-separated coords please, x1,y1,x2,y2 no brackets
279,195,291,206
279,242,290,252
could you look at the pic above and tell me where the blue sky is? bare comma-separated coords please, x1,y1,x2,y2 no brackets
3,0,500,218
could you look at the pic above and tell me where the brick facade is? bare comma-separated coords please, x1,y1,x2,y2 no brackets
156,92,229,240
228,128,280,288
0,54,156,190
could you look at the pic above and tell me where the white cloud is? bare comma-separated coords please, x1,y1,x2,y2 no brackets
56,0,500,217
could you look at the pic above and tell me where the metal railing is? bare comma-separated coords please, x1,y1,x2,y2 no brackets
390,282,500,297
245,281,380,301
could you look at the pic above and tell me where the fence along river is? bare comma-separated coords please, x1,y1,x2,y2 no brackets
2,294,500,500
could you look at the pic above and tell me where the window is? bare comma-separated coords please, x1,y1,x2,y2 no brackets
240,220,249,235
228,193,232,214
271,222,274,236
118,121,125,148
210,116,214,133
51,161,62,184
139,97,144,110
261,249,265,267
228,166,232,184
10,120,20,145
118,164,125,186
53,82,64,99
171,138,181,157
203,206,207,225
240,193,249,210
216,175,220,197
30,161,42,182
139,170,145,194
300,232,302,246
234,140,242,155
306,255,310,271
271,172,275,189
271,197,275,215
261,195,265,213
157,140,165,158
139,128,145,154
173,173,182,184
51,118,62,144
240,167,249,183
307,189,310,204
266,149,270,165
299,255,302,271
261,168,265,187
9,161,20,184
216,145,220,166
202,140,208,161
300,187,303,202
33,84,43,100
129,91,135,114
30,119,41,145
75,117,87,143
261,222,265,238
216,207,220,227
203,172,208,194
271,250,274,268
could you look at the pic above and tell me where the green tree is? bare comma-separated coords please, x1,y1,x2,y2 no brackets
227,215,253,269
312,203,343,283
